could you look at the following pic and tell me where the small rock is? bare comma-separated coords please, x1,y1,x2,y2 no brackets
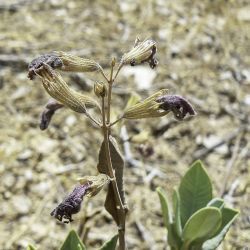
32,182,50,196
237,7,250,22
121,66,157,90
12,195,32,214
203,135,228,155
24,170,33,181
32,137,58,155
11,86,31,100
65,115,77,126
220,71,232,80
242,69,250,83
31,222,48,239
3,173,16,188
17,149,33,161
244,95,250,106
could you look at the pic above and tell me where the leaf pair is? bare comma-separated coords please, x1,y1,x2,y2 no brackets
27,230,118,250
60,230,118,250
157,160,239,250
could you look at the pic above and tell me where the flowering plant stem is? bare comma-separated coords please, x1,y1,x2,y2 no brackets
101,62,127,250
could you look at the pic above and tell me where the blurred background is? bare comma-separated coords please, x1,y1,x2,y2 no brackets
0,0,249,249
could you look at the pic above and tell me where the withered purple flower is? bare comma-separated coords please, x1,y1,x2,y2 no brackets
157,95,196,120
122,39,158,69
40,100,63,130
28,53,63,80
50,183,90,223
140,44,158,69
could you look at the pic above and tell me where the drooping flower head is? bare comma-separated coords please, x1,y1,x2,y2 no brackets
157,95,196,120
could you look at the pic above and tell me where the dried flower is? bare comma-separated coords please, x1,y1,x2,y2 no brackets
36,64,100,113
28,53,63,80
156,95,196,120
121,38,158,68
50,183,91,223
123,89,169,119
40,99,63,130
28,51,101,80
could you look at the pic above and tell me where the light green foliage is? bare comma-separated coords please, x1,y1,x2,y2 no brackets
157,160,239,250
207,198,225,209
60,230,86,250
182,207,222,248
99,234,118,250
172,189,182,238
60,230,118,250
179,160,212,227
202,207,239,250
26,245,36,250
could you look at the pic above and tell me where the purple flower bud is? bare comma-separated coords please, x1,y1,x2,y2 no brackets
28,53,63,80
50,183,90,223
40,100,63,130
40,108,55,130
156,95,196,120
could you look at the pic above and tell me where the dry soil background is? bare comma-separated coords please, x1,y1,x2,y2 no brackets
0,0,249,249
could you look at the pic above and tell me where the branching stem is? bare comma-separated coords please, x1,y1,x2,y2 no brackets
113,63,123,82
106,61,115,124
99,67,109,82
110,116,124,127
100,61,127,249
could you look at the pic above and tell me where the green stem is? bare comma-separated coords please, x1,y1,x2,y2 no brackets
101,96,126,250
113,63,123,82
99,66,109,82
109,116,123,127
106,61,115,124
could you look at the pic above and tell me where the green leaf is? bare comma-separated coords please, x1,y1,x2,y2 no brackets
156,187,172,228
27,245,36,250
168,223,183,249
60,230,86,250
97,136,125,225
202,207,239,250
99,234,118,250
179,160,212,227
182,207,222,248
207,198,225,209
172,189,182,237
156,187,182,248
